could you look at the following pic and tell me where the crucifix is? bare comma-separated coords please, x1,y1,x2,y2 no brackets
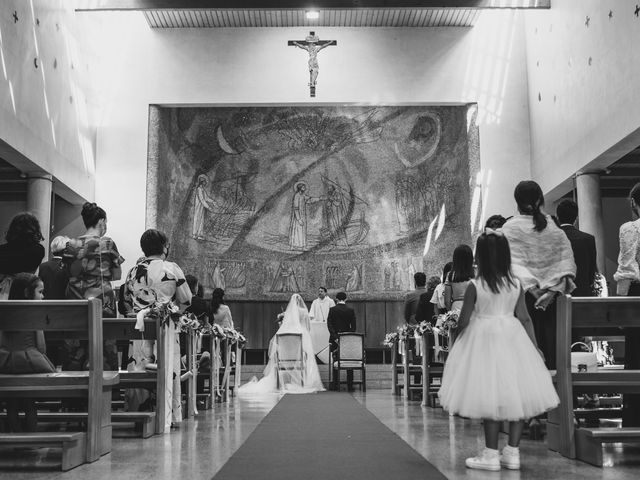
288,32,336,98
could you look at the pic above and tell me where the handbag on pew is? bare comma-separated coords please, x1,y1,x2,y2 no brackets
570,342,598,373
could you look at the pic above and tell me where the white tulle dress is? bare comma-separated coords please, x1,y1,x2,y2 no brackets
438,279,559,420
237,294,325,395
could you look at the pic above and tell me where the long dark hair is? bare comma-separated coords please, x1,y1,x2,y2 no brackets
514,180,547,232
5,212,44,245
630,182,640,207
211,287,225,315
449,244,474,283
81,202,106,229
475,232,517,294
9,272,43,300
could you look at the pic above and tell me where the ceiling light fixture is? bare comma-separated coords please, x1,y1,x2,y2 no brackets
306,10,320,20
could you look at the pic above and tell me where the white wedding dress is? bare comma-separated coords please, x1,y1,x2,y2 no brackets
238,294,325,394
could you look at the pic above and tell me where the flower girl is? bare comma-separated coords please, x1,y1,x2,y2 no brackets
438,229,559,471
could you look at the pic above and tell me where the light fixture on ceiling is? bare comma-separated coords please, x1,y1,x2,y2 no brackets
306,10,320,20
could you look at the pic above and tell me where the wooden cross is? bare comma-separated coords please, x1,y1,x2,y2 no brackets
288,31,336,98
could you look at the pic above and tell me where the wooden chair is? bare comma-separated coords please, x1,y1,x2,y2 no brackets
548,295,640,466
275,333,305,388
332,333,366,392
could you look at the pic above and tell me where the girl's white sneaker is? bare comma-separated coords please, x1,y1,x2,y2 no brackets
500,445,521,470
465,448,501,471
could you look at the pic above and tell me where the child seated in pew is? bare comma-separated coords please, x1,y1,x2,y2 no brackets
438,229,560,471
0,273,55,432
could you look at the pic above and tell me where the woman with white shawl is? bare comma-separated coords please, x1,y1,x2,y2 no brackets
238,293,325,394
501,181,576,370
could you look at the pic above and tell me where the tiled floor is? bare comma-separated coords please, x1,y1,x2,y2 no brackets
1,391,639,479
357,391,640,480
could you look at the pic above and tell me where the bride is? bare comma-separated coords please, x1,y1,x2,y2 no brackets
238,293,325,394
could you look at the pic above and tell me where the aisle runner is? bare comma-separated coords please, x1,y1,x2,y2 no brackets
212,393,446,480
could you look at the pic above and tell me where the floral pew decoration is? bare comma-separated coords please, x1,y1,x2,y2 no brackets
133,300,203,416
430,310,459,363
199,323,246,401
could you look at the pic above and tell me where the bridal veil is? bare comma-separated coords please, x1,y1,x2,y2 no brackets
237,293,325,394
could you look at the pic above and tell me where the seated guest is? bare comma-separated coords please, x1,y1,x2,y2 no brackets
403,272,427,325
38,235,70,300
0,273,55,432
444,245,474,311
122,229,191,428
0,213,45,299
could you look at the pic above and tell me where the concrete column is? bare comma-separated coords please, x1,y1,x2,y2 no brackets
27,173,53,259
576,173,606,275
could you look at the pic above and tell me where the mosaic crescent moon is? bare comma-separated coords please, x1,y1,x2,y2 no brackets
217,125,239,155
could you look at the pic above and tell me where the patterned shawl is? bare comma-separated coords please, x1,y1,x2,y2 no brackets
502,214,576,292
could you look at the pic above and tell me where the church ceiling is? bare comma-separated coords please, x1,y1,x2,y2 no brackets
77,1,550,28
140,8,481,28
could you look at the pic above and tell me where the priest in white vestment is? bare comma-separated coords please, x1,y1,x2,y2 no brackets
309,287,335,323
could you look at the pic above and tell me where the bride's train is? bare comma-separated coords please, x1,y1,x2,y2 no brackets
238,294,325,395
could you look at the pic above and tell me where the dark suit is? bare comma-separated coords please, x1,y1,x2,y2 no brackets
414,286,437,324
403,287,426,324
560,225,597,297
327,303,356,351
38,258,69,300
327,302,356,390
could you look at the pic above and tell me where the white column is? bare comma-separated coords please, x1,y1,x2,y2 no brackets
576,173,605,275
26,173,53,259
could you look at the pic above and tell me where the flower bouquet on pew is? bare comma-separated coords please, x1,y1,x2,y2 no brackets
382,332,399,348
135,300,195,332
416,320,434,336
434,309,459,338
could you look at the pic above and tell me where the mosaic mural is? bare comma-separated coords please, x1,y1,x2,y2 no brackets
147,105,479,300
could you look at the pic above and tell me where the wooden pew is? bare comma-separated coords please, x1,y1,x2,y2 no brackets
549,295,640,466
0,299,118,471
421,333,443,407
104,317,167,434
46,317,162,436
393,336,422,400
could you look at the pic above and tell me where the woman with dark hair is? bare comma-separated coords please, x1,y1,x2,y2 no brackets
0,273,55,432
211,288,234,329
501,180,576,369
64,203,124,317
444,244,474,311
484,214,507,230
62,202,124,371
613,182,640,426
0,212,45,299
122,229,191,429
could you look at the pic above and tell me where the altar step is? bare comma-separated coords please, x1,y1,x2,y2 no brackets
236,364,396,390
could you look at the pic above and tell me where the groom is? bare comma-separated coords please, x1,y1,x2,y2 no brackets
327,291,357,390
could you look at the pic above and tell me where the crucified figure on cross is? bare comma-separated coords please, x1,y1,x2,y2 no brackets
288,32,336,97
